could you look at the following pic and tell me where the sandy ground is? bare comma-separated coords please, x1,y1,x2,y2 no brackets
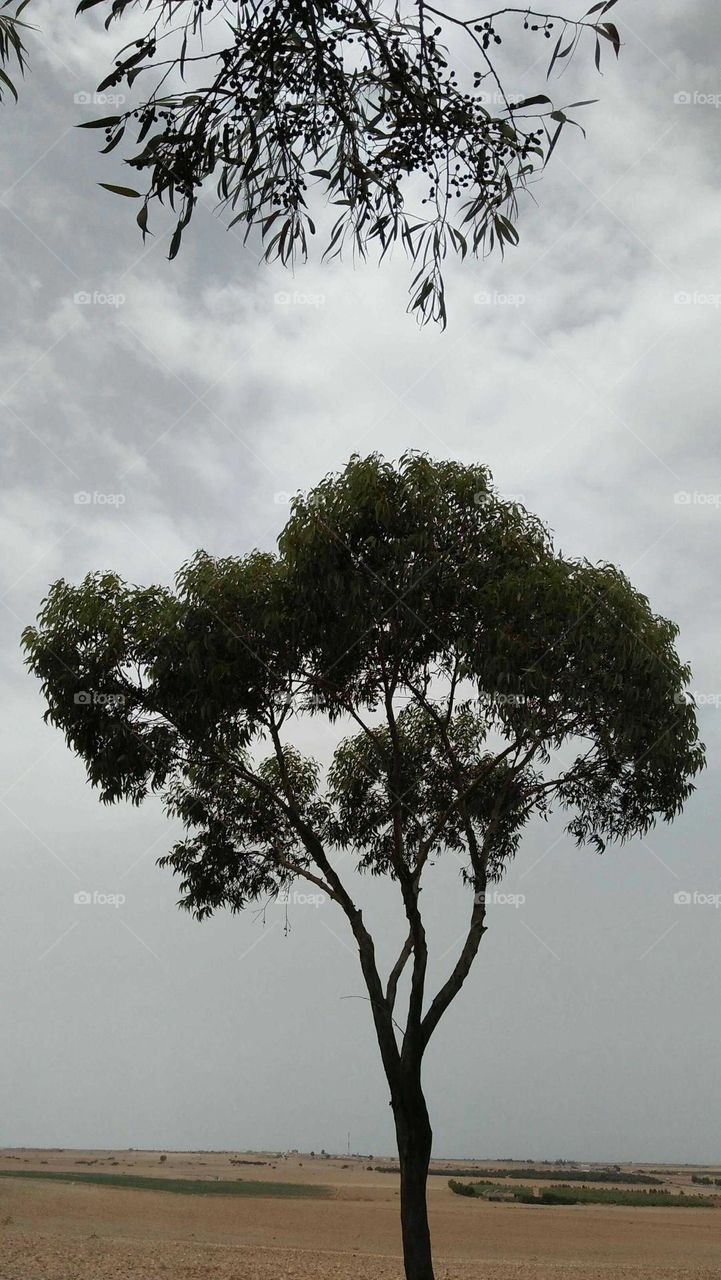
1,1150,720,1279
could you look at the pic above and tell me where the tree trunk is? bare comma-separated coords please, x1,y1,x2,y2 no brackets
394,1079,435,1280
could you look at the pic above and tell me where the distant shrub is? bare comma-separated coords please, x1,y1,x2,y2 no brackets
448,1179,476,1197
447,1178,719,1209
479,1167,662,1185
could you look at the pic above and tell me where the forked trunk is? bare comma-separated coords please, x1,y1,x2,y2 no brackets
394,1080,435,1280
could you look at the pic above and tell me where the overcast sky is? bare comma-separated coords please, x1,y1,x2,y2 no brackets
1,1,719,1163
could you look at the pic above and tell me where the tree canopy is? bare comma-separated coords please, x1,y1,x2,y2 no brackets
24,453,702,904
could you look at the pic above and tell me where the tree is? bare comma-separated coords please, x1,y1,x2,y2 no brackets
39,0,620,325
22,453,703,1280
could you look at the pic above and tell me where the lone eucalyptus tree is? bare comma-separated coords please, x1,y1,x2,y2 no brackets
23,454,703,1280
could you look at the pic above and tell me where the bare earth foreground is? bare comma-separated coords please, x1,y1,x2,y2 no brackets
1,1150,720,1280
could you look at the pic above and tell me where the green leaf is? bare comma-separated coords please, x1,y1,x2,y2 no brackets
98,182,141,198
77,116,121,130
168,223,183,260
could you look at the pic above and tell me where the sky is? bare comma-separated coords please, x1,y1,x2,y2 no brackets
1,1,720,1163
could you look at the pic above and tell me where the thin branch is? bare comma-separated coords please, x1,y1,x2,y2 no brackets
420,897,487,1050
386,929,413,1014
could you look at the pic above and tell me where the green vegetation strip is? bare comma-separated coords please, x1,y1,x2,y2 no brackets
448,1179,719,1208
0,1170,329,1198
377,1165,662,1185
468,1167,662,1185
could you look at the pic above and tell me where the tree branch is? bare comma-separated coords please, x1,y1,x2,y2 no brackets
386,928,414,1015
420,896,487,1051
264,712,402,1084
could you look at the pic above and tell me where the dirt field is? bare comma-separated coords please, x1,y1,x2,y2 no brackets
1,1149,720,1279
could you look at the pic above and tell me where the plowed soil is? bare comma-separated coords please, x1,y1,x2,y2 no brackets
1,1149,719,1279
